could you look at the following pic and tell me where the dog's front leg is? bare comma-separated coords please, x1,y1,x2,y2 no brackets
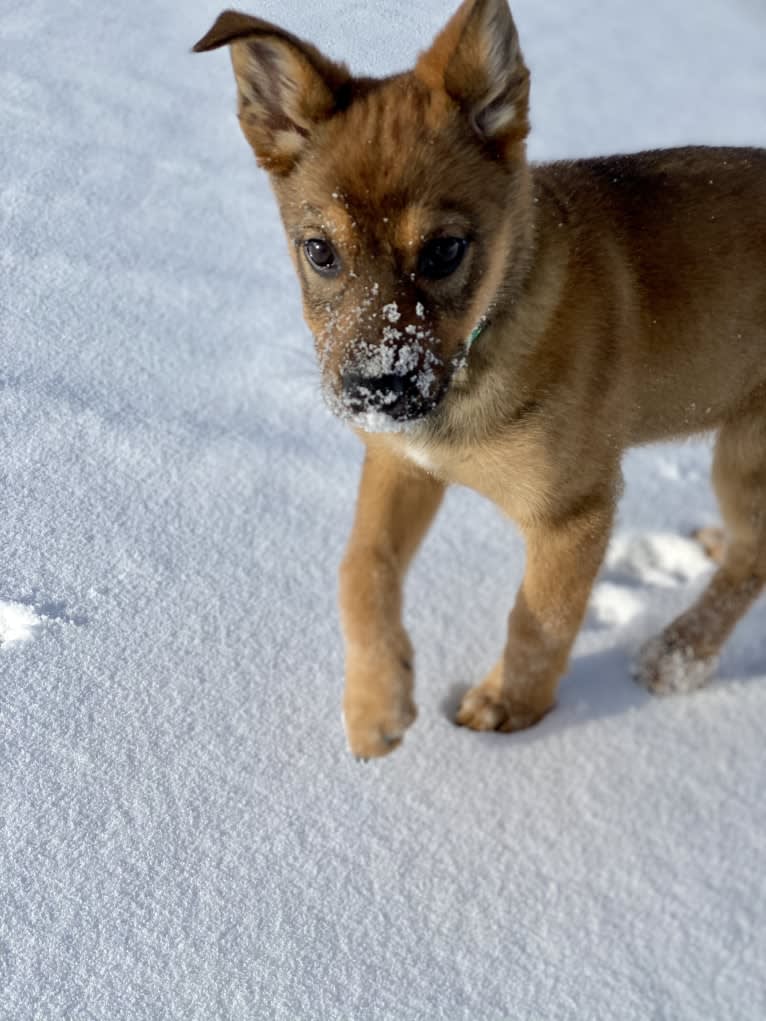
340,445,444,759
458,494,615,733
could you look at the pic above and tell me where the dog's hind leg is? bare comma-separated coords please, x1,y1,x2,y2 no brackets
638,407,766,693
340,444,444,759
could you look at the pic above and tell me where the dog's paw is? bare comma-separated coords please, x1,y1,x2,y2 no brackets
342,694,417,760
456,684,550,733
692,525,726,565
342,639,417,759
633,635,718,695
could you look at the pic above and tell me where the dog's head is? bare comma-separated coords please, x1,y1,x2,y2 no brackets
195,0,533,432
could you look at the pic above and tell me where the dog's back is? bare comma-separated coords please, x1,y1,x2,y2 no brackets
533,147,766,442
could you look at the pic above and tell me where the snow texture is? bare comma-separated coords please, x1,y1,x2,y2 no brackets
2,1,765,1019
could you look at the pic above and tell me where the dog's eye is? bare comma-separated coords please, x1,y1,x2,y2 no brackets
418,237,468,280
304,238,339,275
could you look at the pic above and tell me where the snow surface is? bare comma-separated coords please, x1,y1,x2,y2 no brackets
2,0,765,1018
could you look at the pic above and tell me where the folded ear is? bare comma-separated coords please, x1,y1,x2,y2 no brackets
416,0,530,153
193,10,351,174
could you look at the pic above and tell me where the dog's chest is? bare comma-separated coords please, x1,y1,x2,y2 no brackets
402,441,439,475
397,432,552,522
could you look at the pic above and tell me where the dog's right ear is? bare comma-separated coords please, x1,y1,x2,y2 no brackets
416,0,530,154
193,10,351,174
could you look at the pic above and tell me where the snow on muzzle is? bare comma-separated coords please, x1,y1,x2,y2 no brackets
333,336,446,429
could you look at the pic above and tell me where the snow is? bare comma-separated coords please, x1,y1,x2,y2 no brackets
382,302,402,324
0,602,41,647
1,0,765,1018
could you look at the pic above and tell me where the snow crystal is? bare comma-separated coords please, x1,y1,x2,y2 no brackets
382,325,403,343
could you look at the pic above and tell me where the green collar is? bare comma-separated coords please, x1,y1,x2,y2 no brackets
466,315,490,353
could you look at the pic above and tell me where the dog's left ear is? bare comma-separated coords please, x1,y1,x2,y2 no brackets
193,10,351,174
416,0,530,152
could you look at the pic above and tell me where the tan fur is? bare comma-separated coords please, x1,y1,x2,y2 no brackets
195,1,766,758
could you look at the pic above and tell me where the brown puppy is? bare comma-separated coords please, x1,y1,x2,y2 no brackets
194,1,766,758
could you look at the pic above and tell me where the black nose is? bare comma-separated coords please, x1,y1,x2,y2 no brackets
343,372,407,401
342,371,416,419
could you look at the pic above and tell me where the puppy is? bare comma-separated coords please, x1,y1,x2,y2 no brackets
194,1,766,758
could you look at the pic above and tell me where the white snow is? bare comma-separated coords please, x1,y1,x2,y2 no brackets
1,1,765,1019
382,301,402,324
0,601,41,647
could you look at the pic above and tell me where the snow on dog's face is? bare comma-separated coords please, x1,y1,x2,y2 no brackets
195,0,532,431
278,174,497,431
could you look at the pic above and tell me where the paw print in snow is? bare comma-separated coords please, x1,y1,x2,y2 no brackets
587,532,713,630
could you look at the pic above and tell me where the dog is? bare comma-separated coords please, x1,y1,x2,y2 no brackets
194,1,766,759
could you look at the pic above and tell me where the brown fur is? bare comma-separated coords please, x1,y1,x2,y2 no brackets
195,1,766,758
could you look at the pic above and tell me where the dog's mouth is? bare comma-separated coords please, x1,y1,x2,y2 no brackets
343,368,447,422
325,369,449,433
320,335,453,433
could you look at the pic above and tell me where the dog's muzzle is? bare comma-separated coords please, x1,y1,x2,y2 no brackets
341,370,438,423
